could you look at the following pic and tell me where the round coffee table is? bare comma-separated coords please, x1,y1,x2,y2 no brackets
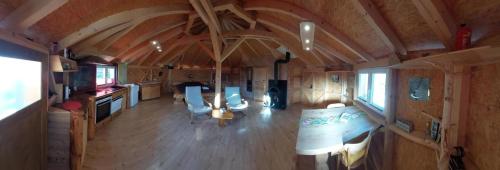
212,109,234,127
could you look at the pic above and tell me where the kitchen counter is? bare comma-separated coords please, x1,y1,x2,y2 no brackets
139,82,161,100
86,86,126,98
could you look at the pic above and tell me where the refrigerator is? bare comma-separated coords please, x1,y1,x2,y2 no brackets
126,84,139,107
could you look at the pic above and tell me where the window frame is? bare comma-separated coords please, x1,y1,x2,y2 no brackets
356,68,388,114
96,65,116,88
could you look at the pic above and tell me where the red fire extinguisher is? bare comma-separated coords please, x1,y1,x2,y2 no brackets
455,24,472,50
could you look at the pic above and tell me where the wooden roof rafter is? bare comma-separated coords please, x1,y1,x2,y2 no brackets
58,4,192,48
412,0,457,50
256,14,332,66
352,0,408,55
115,22,186,57
72,22,133,52
244,0,376,62
256,39,281,59
117,27,184,62
221,37,246,61
0,0,68,33
159,43,195,66
197,40,216,61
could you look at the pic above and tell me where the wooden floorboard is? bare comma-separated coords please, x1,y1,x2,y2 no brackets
82,95,380,170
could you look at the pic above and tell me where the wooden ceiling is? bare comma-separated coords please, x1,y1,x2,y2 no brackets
0,0,499,68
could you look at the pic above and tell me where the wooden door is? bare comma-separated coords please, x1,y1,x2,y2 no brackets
302,71,327,106
253,67,268,101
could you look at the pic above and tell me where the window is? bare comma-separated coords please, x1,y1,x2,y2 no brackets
96,65,116,86
0,56,41,120
357,69,387,112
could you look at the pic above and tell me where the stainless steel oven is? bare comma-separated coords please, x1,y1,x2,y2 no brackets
96,96,112,123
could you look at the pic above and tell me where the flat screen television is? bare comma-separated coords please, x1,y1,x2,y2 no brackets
0,56,41,120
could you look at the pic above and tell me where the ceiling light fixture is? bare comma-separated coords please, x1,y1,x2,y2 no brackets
300,21,315,52
151,41,158,45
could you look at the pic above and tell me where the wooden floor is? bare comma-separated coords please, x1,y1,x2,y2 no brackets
83,96,380,170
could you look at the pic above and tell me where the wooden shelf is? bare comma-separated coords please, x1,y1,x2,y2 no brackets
388,123,440,150
391,46,500,69
50,55,79,72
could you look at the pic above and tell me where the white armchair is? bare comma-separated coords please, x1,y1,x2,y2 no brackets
224,86,248,113
185,86,212,124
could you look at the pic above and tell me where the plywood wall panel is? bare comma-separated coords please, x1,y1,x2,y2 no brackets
393,136,438,170
393,69,445,170
466,63,500,170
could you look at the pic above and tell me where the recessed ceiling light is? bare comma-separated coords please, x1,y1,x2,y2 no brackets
156,46,161,49
304,25,311,31
305,47,311,51
158,49,162,52
151,41,158,45
305,39,310,43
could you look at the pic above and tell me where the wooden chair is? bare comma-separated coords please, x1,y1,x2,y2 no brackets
337,130,373,170
327,103,346,108
185,86,212,124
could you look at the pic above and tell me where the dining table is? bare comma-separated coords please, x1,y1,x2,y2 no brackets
296,106,378,170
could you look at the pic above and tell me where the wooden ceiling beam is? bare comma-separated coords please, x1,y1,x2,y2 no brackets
197,41,216,61
200,0,223,36
412,0,457,49
190,0,223,62
184,13,198,35
118,27,184,62
128,48,154,64
245,0,375,62
256,14,324,66
148,37,186,65
315,47,341,65
58,4,191,48
309,50,326,66
316,44,357,65
222,37,246,61
243,40,274,66
256,39,281,59
162,43,195,66
352,0,407,55
136,49,156,65
72,22,133,52
116,22,185,56
0,0,68,32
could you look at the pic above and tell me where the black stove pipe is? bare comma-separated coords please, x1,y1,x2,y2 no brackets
274,52,291,81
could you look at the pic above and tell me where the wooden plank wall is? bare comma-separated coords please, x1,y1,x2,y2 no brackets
300,69,351,107
466,63,500,169
0,38,48,169
393,69,444,170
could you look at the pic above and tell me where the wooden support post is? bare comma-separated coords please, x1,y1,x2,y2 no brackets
438,65,470,170
383,69,398,170
214,61,222,108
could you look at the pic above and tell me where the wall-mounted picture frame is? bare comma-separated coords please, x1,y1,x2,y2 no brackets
409,77,430,101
